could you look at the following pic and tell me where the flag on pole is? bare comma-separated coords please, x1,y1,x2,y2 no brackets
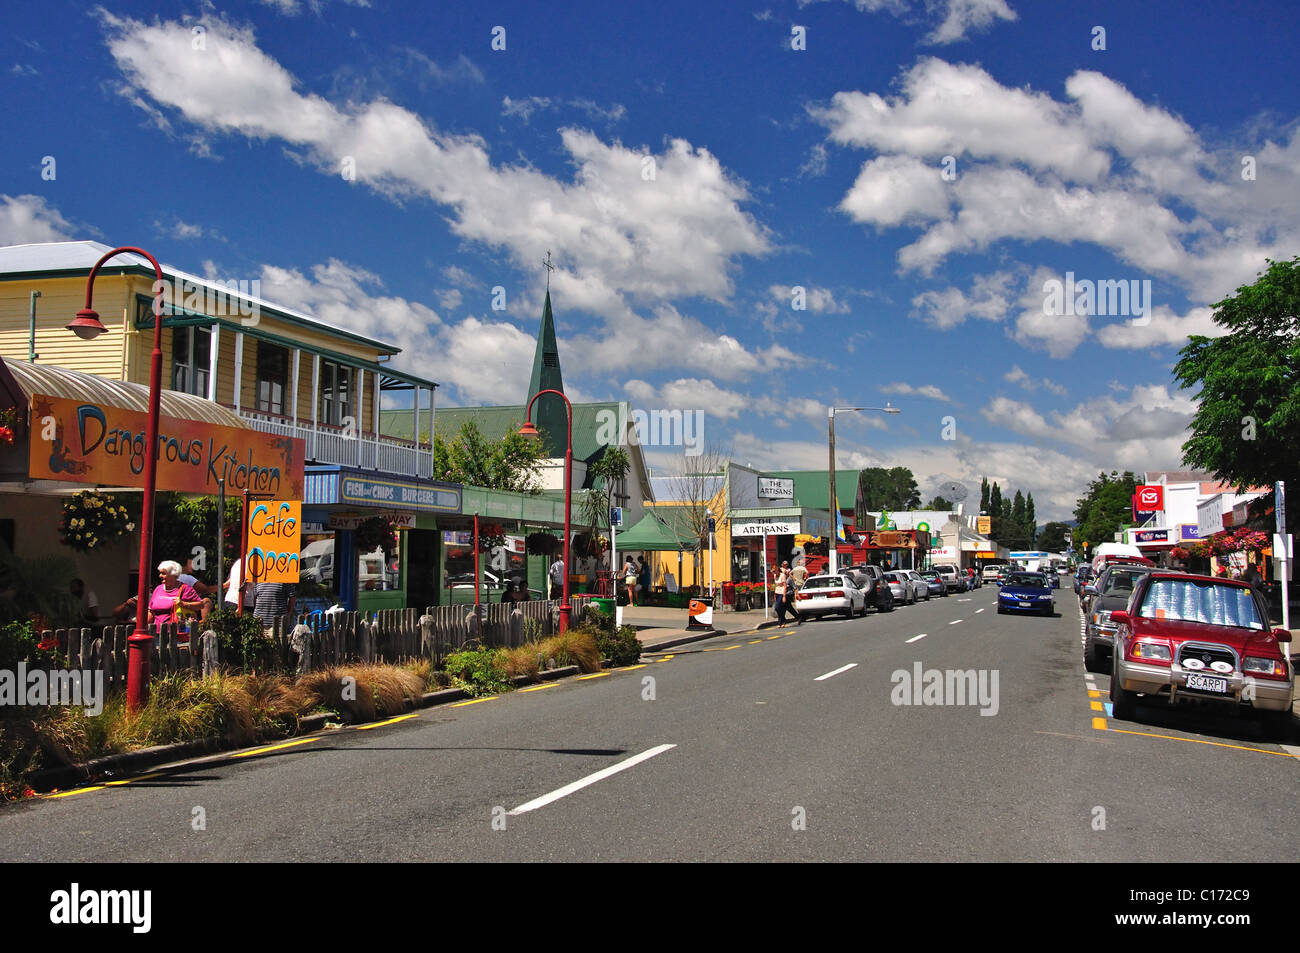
835,495,846,541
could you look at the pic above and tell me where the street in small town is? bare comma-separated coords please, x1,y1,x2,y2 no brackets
0,1,1298,928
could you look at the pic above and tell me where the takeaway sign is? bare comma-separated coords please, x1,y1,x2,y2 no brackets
27,393,304,497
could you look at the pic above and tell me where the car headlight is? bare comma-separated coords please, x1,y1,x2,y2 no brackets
1131,641,1171,662
1091,610,1112,626
1244,656,1287,677
1036,594,1052,600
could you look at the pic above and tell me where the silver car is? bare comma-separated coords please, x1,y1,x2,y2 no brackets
902,569,931,601
885,571,918,605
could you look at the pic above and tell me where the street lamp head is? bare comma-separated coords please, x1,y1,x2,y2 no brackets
67,308,108,341
517,419,541,441
883,404,901,414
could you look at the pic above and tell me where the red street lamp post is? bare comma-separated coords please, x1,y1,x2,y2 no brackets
518,388,573,633
68,246,168,712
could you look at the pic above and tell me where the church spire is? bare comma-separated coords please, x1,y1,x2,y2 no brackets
527,260,566,457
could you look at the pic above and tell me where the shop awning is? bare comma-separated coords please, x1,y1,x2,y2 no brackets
616,512,697,551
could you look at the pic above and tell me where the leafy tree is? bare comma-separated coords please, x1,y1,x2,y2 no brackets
1010,490,1026,534
979,477,990,515
855,466,922,514
1073,471,1138,553
1037,521,1071,552
1025,493,1037,544
579,447,631,540
1173,257,1300,531
433,420,547,494
927,496,954,511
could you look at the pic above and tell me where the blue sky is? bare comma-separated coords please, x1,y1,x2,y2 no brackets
4,0,1298,519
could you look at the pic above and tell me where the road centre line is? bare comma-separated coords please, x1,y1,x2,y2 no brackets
949,619,962,625
814,663,858,681
905,633,928,643
508,743,677,816
975,608,985,614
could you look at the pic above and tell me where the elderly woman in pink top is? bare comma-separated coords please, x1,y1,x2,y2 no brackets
148,560,204,632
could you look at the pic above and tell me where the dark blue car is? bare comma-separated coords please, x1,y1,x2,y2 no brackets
997,572,1056,616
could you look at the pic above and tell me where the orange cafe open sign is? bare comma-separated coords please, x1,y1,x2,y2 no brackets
28,394,304,497
247,501,301,583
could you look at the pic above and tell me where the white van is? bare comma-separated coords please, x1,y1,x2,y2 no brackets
299,539,392,589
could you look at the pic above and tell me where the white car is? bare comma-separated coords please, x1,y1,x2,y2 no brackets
885,571,918,605
902,569,931,601
793,574,867,619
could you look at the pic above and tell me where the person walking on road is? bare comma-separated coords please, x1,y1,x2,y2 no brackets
789,558,808,625
774,561,792,624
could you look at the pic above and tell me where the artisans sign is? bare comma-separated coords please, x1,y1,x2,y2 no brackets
733,520,798,537
27,393,303,497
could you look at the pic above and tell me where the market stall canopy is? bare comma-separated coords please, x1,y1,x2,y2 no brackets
616,511,697,551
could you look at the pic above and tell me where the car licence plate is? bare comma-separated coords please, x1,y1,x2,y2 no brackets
1185,673,1229,694
1018,601,1030,608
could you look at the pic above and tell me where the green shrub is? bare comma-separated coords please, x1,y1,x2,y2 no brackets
443,645,511,696
596,624,642,666
207,607,276,670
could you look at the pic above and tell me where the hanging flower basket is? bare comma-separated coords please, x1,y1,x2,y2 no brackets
59,490,135,552
478,522,506,551
355,516,398,557
0,406,19,446
526,532,560,556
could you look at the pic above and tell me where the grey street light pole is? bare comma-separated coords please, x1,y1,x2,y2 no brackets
828,404,901,575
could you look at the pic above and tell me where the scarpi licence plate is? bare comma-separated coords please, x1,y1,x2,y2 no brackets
1185,673,1229,694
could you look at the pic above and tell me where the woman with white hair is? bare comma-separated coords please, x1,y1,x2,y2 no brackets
148,560,204,632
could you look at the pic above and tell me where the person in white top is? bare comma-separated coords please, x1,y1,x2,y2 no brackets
224,555,256,609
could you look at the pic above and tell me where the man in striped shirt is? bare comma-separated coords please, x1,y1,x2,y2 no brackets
253,582,296,631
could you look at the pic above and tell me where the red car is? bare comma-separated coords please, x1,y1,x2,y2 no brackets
1110,572,1294,739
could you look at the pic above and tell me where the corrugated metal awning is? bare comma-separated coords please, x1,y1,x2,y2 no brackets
1,358,247,429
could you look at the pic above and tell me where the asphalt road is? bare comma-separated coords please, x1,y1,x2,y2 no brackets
2,586,1296,862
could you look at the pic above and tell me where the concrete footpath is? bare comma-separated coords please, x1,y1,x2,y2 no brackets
617,604,784,651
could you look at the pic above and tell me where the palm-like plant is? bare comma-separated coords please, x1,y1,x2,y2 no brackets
0,542,79,628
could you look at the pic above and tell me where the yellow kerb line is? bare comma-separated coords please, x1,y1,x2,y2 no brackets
1090,701,1103,711
656,655,675,662
749,639,763,644
45,786,106,799
766,635,781,640
615,664,647,671
233,737,321,758
1088,690,1102,698
519,683,556,692
451,696,497,707
1106,727,1293,756
1091,717,1107,731
577,672,611,679
104,773,162,786
355,713,419,731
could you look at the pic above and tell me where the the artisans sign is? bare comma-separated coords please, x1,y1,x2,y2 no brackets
27,394,303,497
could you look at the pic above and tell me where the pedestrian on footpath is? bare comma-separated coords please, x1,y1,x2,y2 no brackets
548,556,566,601
774,561,792,624
790,558,808,625
623,556,638,607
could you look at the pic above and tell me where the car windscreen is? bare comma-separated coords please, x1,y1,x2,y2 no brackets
1006,574,1045,587
804,576,847,589
1136,579,1264,630
1101,568,1149,595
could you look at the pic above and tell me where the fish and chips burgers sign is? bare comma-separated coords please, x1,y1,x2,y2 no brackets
27,394,304,497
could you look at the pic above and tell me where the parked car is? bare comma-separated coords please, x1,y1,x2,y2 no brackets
902,569,931,601
932,563,964,594
845,564,895,612
793,574,867,619
1109,572,1294,739
885,571,919,605
918,570,948,598
996,572,1056,615
981,566,1002,584
1084,564,1155,673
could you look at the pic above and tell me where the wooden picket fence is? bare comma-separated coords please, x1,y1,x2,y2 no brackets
36,598,573,694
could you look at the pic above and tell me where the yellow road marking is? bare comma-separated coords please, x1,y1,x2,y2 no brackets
1090,701,1103,711
45,786,106,799
615,664,647,671
1088,690,1102,698
519,683,556,693
656,655,675,662
577,672,611,680
1091,717,1107,731
233,737,320,758
702,645,740,652
766,635,781,640
450,696,498,707
1106,727,1293,757
104,773,162,786
355,713,419,731
749,639,763,644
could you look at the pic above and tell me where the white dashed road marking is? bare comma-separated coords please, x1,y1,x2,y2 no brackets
814,663,859,681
